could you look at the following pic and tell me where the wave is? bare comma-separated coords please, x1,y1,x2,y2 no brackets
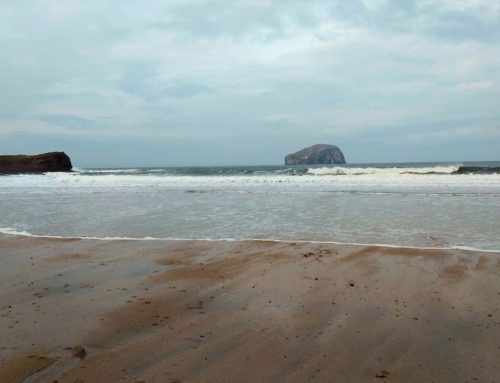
1,227,497,253
76,168,143,174
306,165,461,176
66,165,500,177
454,166,500,174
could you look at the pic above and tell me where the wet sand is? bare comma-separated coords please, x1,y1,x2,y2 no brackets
0,233,499,382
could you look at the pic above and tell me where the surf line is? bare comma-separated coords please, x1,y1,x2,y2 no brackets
1,227,499,254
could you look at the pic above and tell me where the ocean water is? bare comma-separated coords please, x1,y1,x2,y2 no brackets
1,161,500,251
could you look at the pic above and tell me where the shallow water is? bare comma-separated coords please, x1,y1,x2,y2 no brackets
1,161,500,251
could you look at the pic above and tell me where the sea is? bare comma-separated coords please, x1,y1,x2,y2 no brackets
1,161,500,252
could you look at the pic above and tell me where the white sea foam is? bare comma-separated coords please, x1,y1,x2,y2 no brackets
2,168,500,195
0,172,500,200
307,165,461,176
1,227,498,253
76,168,142,174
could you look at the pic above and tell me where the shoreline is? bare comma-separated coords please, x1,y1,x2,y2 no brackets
1,228,499,254
1,233,499,382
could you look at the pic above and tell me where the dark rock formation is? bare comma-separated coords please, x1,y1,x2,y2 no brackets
285,144,346,165
0,152,72,174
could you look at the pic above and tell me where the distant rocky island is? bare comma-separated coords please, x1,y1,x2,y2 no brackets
0,152,73,174
285,144,346,165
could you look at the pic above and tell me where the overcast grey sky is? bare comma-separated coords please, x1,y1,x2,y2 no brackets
1,1,499,167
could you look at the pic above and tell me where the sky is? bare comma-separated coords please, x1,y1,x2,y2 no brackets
1,0,500,167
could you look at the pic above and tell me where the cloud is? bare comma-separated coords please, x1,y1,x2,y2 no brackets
0,1,499,165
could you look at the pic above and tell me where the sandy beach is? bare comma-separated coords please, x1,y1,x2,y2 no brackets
0,233,499,382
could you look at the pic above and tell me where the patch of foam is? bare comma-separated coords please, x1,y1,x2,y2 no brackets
75,168,142,174
2,170,500,195
1,227,498,254
306,165,461,176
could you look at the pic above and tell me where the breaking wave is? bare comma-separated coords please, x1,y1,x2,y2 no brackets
70,165,500,177
454,166,500,174
75,168,143,174
306,166,461,176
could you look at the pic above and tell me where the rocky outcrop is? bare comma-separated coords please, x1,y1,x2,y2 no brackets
285,144,346,165
0,152,73,174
